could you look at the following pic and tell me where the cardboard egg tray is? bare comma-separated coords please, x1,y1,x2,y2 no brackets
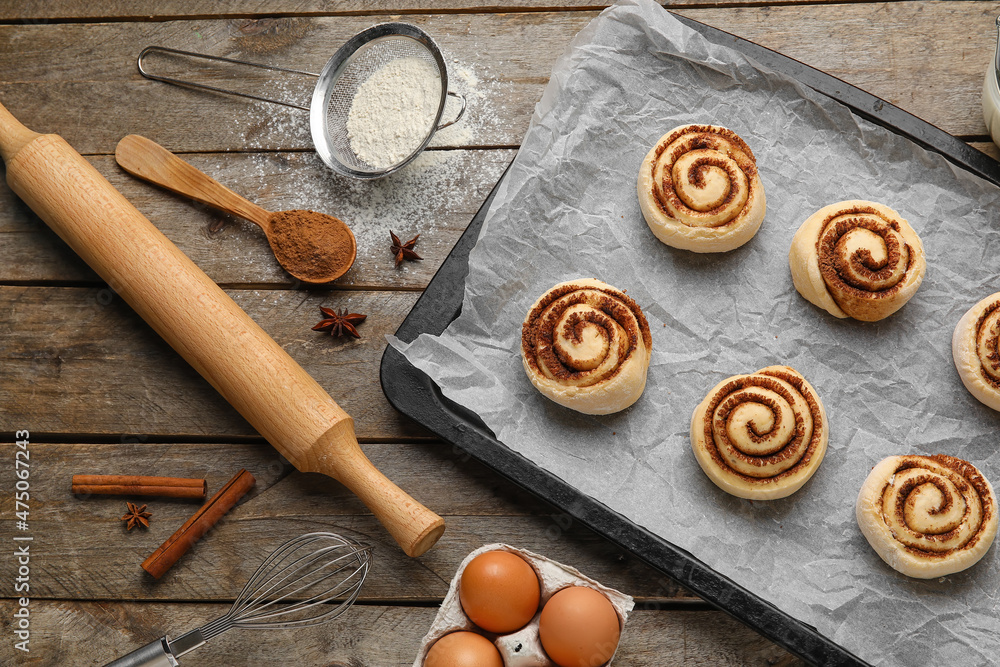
413,543,634,667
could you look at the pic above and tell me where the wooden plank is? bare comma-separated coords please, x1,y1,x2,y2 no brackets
0,4,991,155
10,139,1000,285
0,149,514,286
0,441,699,601
0,286,426,439
4,136,995,286
0,602,804,666
0,12,554,152
0,0,868,22
8,0,607,19
679,2,997,140
972,140,1000,162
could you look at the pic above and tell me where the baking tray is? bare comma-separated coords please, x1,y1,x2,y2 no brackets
380,13,1000,666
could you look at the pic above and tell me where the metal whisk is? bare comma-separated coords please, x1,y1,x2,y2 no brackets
105,532,371,666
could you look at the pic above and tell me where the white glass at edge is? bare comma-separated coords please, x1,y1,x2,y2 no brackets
983,17,1000,147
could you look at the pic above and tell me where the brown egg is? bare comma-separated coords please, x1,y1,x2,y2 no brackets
539,586,621,667
424,631,503,667
459,550,541,633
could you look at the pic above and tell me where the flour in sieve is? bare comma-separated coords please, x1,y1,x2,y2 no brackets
346,57,442,170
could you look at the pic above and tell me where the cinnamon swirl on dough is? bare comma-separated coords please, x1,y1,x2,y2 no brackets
637,124,766,252
521,279,652,415
690,366,828,500
953,293,1000,411
788,201,925,321
857,455,997,578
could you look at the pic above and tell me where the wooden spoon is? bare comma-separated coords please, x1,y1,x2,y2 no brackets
115,134,356,284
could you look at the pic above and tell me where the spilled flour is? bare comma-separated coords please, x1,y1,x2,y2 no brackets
219,147,509,279
215,51,513,281
346,57,442,170
234,51,508,153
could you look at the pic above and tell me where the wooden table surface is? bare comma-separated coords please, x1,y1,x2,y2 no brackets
1,1,997,665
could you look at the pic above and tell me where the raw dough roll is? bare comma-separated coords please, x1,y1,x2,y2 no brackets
788,200,925,321
856,455,997,579
952,293,1000,411
637,124,766,252
521,279,652,415
690,366,828,500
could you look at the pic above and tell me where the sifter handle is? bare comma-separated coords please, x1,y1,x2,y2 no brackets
0,101,444,557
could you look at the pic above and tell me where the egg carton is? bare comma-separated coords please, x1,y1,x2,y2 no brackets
413,543,634,667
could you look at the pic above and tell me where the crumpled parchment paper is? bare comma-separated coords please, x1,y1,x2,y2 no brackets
391,1,1000,664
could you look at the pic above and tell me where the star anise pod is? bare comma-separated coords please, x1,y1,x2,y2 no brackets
312,307,366,339
121,502,151,531
389,230,422,268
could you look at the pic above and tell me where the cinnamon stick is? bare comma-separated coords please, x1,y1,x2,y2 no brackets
141,469,255,579
72,475,207,499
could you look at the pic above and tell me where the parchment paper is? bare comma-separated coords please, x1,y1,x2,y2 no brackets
391,2,1000,664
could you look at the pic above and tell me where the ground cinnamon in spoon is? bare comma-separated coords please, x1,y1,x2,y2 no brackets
268,209,356,283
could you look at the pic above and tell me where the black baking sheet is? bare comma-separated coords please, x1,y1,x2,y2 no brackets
380,13,1000,666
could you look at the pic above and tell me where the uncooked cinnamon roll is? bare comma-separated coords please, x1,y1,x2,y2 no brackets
690,366,828,500
521,279,652,415
953,293,1000,411
788,200,925,321
856,455,997,579
637,124,766,253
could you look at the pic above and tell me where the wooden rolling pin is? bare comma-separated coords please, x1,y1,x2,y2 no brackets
0,101,445,557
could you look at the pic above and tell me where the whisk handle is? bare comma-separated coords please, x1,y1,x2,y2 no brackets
104,627,206,665
103,637,178,667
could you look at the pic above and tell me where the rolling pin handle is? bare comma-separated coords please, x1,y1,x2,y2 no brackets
337,456,446,558
0,100,41,163
311,419,445,557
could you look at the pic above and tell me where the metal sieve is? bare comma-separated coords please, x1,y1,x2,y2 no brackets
138,23,465,179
